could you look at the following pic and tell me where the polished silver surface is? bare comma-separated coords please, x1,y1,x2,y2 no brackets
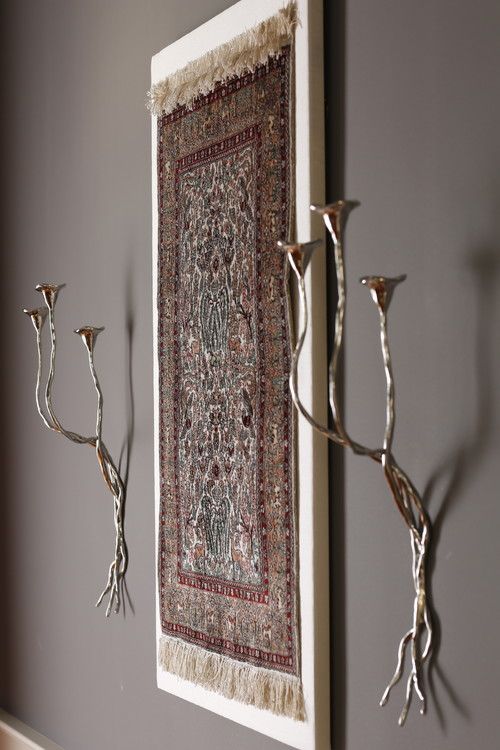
281,202,435,726
23,287,128,617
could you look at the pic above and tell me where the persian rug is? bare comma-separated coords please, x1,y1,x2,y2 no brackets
151,3,303,720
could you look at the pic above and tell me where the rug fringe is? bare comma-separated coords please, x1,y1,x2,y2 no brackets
147,2,298,116
159,634,306,721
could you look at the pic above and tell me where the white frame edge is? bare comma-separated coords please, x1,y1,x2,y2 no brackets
151,1,328,748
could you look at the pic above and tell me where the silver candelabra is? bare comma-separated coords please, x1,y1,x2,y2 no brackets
280,201,434,726
23,283,128,617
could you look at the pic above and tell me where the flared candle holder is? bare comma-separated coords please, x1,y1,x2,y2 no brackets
310,199,360,245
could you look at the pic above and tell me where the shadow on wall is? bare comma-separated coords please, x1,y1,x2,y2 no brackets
422,245,500,731
119,255,137,617
324,1,347,750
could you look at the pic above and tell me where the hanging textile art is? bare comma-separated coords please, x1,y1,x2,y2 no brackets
151,3,303,720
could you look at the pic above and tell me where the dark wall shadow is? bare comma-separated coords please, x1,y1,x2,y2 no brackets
324,0,347,748
118,256,136,617
119,256,136,492
422,246,500,730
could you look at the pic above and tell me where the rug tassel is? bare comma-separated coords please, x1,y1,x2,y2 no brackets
147,2,298,116
159,635,306,721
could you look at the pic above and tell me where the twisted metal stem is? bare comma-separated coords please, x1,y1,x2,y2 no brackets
379,310,418,535
45,306,94,445
87,348,128,617
285,210,435,725
289,273,344,444
35,328,58,433
288,244,381,462
377,308,433,724
25,288,128,617
328,236,381,460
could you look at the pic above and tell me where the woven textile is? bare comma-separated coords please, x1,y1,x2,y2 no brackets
156,38,302,719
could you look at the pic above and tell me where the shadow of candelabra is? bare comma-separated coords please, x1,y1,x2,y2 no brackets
323,0,347,747
118,259,136,617
421,246,500,730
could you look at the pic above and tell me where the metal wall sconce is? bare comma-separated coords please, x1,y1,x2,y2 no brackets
23,283,127,617
280,201,434,726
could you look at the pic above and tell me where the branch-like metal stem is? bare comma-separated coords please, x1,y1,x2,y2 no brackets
284,235,381,460
45,305,94,445
87,344,128,617
35,327,58,432
376,303,433,724
378,309,419,535
89,350,103,439
289,270,344,444
328,235,382,460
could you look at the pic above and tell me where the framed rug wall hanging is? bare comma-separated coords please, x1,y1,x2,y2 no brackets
151,1,328,747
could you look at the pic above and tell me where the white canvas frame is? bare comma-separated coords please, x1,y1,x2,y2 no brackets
151,2,328,747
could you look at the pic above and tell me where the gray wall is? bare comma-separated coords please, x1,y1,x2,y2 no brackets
1,1,500,749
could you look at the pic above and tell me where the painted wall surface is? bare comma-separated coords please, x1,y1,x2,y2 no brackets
1,1,500,750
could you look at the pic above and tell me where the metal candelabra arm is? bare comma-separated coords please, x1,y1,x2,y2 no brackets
310,202,381,461
24,285,128,617
280,201,435,726
278,239,344,445
37,284,95,445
